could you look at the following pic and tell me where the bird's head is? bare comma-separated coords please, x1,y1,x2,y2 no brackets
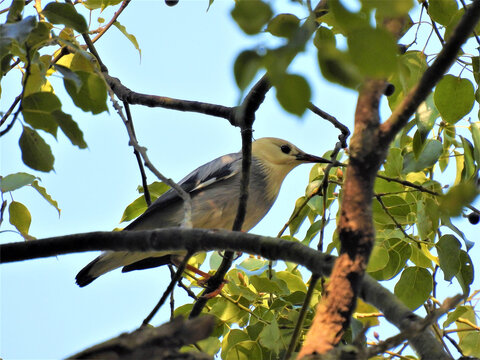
252,137,330,169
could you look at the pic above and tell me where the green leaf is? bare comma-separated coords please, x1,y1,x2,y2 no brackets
0,172,37,192
259,317,282,354
120,195,148,223
42,2,88,33
373,195,410,225
416,198,439,241
82,0,123,10
455,250,474,295
6,0,24,23
234,50,262,91
347,27,398,78
0,15,36,45
22,92,62,136
439,181,478,217
275,74,311,116
266,13,300,39
402,139,443,173
9,201,32,236
19,126,54,172
288,196,310,235
470,121,480,166
362,0,413,17
428,0,458,26
113,21,141,58
473,56,480,85
137,181,170,198
64,71,108,114
434,75,474,124
329,0,369,34
383,148,403,178
456,306,480,356
250,275,283,295
31,180,60,215
221,330,250,359
444,305,468,327
369,238,411,280
317,49,362,89
410,244,433,269
225,340,263,360
415,94,439,139
231,0,272,35
436,234,461,281
53,110,87,149
394,266,432,310
53,64,82,92
275,271,306,293
313,26,336,50
239,258,268,272
388,51,428,110
210,298,245,323
460,136,476,181
366,243,389,272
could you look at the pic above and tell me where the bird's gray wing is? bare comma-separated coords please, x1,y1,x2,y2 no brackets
127,152,241,225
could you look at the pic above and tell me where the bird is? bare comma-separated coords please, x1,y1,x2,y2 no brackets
76,137,330,287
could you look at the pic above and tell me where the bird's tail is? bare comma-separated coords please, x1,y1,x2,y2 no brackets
75,251,180,287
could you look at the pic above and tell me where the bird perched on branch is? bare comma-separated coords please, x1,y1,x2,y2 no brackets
76,137,330,287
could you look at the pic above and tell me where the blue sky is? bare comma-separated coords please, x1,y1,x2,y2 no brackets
1,1,479,359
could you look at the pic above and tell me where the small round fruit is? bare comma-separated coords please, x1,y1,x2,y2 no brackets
468,212,480,225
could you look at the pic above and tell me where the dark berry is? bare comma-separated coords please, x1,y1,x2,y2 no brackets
468,212,480,225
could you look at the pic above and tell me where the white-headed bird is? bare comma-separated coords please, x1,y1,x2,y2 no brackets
76,137,330,286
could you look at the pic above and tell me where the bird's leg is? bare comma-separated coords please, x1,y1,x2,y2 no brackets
171,255,227,299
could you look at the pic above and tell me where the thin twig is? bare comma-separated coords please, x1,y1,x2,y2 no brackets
142,252,192,326
0,95,21,128
91,0,131,43
123,101,151,206
283,274,319,360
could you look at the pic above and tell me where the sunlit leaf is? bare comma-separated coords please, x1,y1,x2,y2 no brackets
113,21,141,58
434,75,474,124
31,180,60,215
9,201,32,237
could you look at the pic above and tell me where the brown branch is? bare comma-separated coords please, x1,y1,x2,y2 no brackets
91,0,131,43
104,74,235,124
0,229,450,359
380,0,480,142
123,101,151,206
68,315,215,360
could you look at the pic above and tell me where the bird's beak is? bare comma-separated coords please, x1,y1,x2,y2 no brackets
296,152,331,164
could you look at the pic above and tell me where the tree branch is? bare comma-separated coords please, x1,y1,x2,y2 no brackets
0,230,448,359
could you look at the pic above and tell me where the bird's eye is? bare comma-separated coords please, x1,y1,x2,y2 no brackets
280,144,291,154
